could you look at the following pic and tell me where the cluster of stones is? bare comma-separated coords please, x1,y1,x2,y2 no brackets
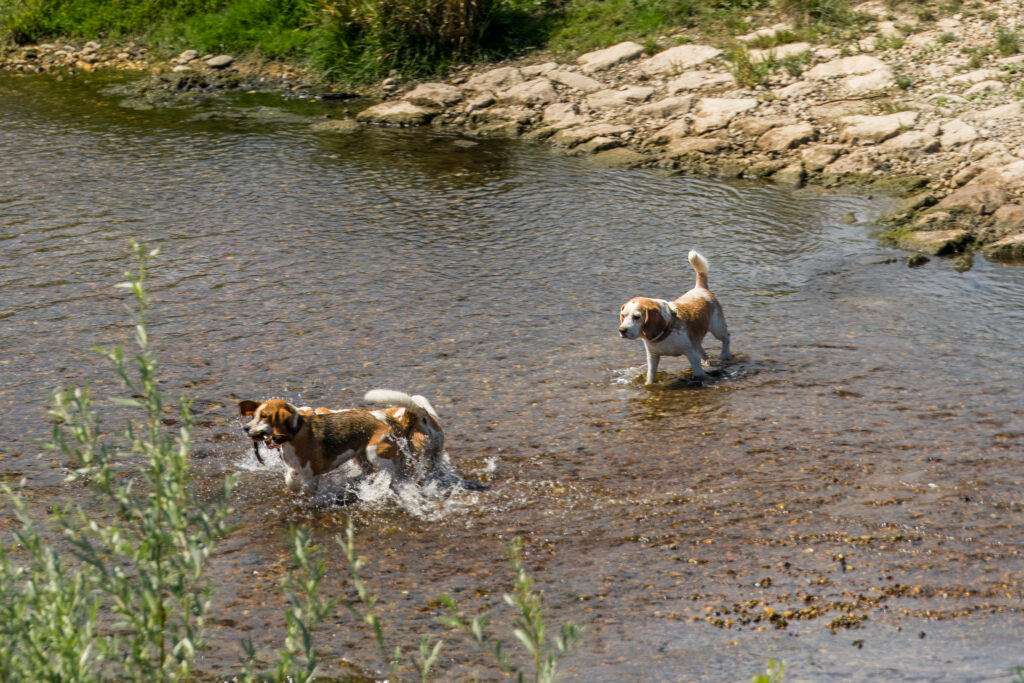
355,0,1024,262
0,43,308,90
0,40,151,73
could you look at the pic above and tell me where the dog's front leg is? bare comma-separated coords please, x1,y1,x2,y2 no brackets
645,344,661,385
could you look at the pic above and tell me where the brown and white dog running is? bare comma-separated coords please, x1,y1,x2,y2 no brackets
238,390,447,494
618,250,732,384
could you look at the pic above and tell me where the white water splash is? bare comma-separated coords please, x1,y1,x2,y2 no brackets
233,443,482,521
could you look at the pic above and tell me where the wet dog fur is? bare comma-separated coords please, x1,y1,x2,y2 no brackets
239,390,453,495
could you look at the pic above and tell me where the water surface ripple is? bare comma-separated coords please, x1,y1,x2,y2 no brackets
1,72,1022,681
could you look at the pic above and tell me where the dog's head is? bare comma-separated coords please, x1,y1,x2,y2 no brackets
618,297,668,341
238,399,303,448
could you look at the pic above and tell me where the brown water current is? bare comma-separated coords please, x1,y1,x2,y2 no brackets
1,72,1023,681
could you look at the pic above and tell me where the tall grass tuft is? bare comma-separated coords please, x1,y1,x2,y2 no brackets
0,240,234,681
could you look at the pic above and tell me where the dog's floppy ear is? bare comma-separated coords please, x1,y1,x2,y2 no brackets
640,301,667,340
239,400,260,417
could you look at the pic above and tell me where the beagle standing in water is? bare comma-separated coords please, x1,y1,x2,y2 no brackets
618,250,732,384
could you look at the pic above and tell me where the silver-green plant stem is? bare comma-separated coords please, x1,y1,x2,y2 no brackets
0,239,235,681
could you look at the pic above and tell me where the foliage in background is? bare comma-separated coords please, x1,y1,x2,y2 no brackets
0,0,878,82
0,241,235,681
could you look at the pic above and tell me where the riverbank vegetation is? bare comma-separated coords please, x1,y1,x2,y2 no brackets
0,0,881,83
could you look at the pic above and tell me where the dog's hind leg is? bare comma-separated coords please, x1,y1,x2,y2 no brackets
684,347,709,379
709,306,732,361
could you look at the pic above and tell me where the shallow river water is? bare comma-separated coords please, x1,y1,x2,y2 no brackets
1,72,1023,681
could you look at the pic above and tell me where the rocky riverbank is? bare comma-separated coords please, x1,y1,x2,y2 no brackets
5,0,1024,264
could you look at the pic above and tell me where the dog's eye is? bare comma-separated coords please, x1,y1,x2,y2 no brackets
633,312,641,319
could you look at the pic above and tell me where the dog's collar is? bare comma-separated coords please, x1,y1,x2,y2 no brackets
648,306,677,343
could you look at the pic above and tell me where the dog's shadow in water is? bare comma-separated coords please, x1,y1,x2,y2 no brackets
642,353,766,390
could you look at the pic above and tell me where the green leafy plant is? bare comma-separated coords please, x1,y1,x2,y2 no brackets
0,241,235,681
751,658,786,683
728,43,775,87
241,525,342,683
996,28,1020,56
440,537,582,683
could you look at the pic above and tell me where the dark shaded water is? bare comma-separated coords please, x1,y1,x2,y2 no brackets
1,72,1022,681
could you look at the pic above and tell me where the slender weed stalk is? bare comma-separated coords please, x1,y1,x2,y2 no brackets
0,240,234,681
440,537,581,683
751,658,786,683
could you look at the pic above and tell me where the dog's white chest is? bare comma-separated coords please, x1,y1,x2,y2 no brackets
645,328,696,356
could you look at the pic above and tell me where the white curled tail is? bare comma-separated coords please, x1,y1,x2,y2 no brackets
688,250,709,290
364,389,439,421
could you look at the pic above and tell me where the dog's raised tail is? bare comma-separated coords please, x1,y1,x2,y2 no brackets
364,389,439,421
688,250,709,290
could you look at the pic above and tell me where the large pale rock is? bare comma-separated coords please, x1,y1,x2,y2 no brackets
841,69,895,94
465,66,523,91
969,160,1024,189
542,102,582,124
206,54,234,69
748,42,811,63
666,136,730,156
898,229,971,255
404,82,463,109
938,185,1007,215
357,101,437,126
940,119,977,148
965,103,1023,121
949,68,996,85
963,80,1005,96
588,147,650,168
806,55,888,79
471,105,535,125
498,78,557,105
801,144,843,171
547,70,603,93
648,118,691,144
878,131,940,158
638,44,722,75
691,98,758,134
824,150,879,176
982,233,1024,261
577,42,645,74
837,111,919,145
310,119,360,134
773,163,806,186
737,23,791,42
586,86,655,110
521,62,557,77
773,81,814,99
667,70,735,92
810,100,874,123
757,123,817,152
730,115,797,137
635,95,694,119
551,123,632,147
990,204,1024,232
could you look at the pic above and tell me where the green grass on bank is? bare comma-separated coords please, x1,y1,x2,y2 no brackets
0,0,871,84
